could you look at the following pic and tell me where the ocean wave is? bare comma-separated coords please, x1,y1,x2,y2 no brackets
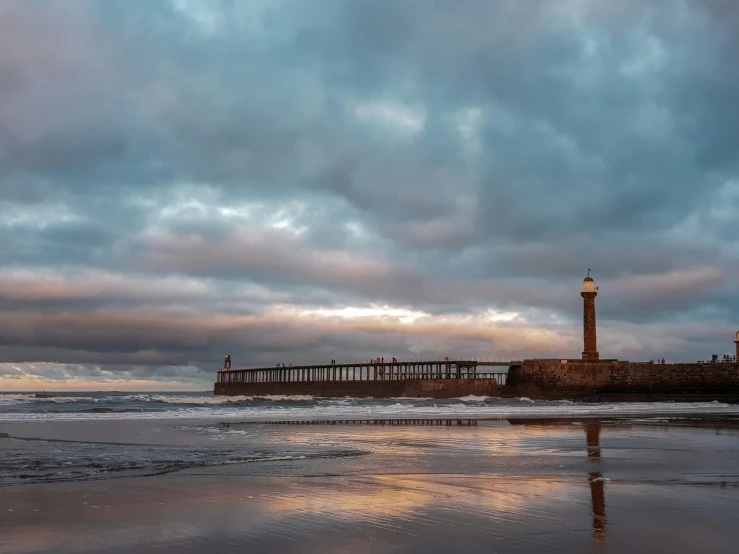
0,392,320,408
0,394,94,405
147,394,255,404
458,395,493,402
0,393,160,405
147,394,318,405
0,394,34,405
2,399,739,423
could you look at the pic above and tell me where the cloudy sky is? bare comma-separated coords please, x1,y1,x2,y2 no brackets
2,0,739,390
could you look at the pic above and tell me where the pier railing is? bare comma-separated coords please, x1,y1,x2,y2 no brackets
217,360,511,386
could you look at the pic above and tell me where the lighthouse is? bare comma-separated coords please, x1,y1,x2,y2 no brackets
734,330,739,360
581,270,599,361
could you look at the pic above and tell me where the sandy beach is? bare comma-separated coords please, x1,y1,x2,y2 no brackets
2,411,739,553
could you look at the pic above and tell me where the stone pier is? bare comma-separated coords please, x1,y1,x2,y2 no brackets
504,359,739,402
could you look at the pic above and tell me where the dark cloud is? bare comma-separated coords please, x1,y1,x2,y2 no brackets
2,0,739,387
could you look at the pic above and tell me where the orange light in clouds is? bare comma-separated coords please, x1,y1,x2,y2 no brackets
0,376,205,392
272,304,522,326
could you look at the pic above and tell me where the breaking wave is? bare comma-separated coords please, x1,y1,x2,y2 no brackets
1,391,739,422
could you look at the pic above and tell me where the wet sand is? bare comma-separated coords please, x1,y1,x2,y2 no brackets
2,417,738,553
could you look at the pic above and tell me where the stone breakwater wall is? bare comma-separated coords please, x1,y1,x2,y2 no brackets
505,359,739,401
214,378,498,399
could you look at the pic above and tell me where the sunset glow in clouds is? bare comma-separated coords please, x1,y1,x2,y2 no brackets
2,1,739,390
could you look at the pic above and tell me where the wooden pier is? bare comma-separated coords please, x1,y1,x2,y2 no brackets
214,359,517,398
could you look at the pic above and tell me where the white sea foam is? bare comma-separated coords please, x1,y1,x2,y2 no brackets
148,394,255,404
147,394,315,404
1,399,739,422
262,395,315,402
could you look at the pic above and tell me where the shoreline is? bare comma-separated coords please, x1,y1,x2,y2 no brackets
2,415,739,553
3,401,739,424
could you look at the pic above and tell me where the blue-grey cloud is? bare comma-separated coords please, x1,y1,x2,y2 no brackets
2,0,739,387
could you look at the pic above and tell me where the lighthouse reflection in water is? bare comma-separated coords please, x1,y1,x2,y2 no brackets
586,422,607,547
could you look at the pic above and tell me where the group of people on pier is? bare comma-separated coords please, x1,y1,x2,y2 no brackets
223,354,458,371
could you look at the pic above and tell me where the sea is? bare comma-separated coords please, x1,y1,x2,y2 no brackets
3,390,739,421
2,391,739,488
3,392,739,552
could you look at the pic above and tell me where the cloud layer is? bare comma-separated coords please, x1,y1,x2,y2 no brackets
2,0,739,389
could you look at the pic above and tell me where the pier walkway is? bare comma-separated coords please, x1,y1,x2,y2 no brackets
216,359,516,387
214,359,521,398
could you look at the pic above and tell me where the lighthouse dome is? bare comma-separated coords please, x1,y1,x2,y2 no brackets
581,275,597,293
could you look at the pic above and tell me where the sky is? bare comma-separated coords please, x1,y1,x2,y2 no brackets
2,0,739,391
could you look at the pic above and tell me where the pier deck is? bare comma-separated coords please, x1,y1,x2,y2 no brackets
214,359,517,398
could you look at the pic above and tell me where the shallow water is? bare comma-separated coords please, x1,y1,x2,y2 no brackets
2,397,739,552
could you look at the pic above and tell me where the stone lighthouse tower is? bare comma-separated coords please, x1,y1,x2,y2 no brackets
734,330,739,360
581,270,599,361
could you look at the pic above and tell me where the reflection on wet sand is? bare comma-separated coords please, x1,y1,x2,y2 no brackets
4,418,739,553
507,418,608,548
212,418,607,547
223,419,480,426
586,422,607,548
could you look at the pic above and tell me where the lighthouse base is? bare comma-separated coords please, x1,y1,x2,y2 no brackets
504,358,739,401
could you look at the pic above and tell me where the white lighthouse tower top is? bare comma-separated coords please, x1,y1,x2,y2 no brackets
581,269,598,293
